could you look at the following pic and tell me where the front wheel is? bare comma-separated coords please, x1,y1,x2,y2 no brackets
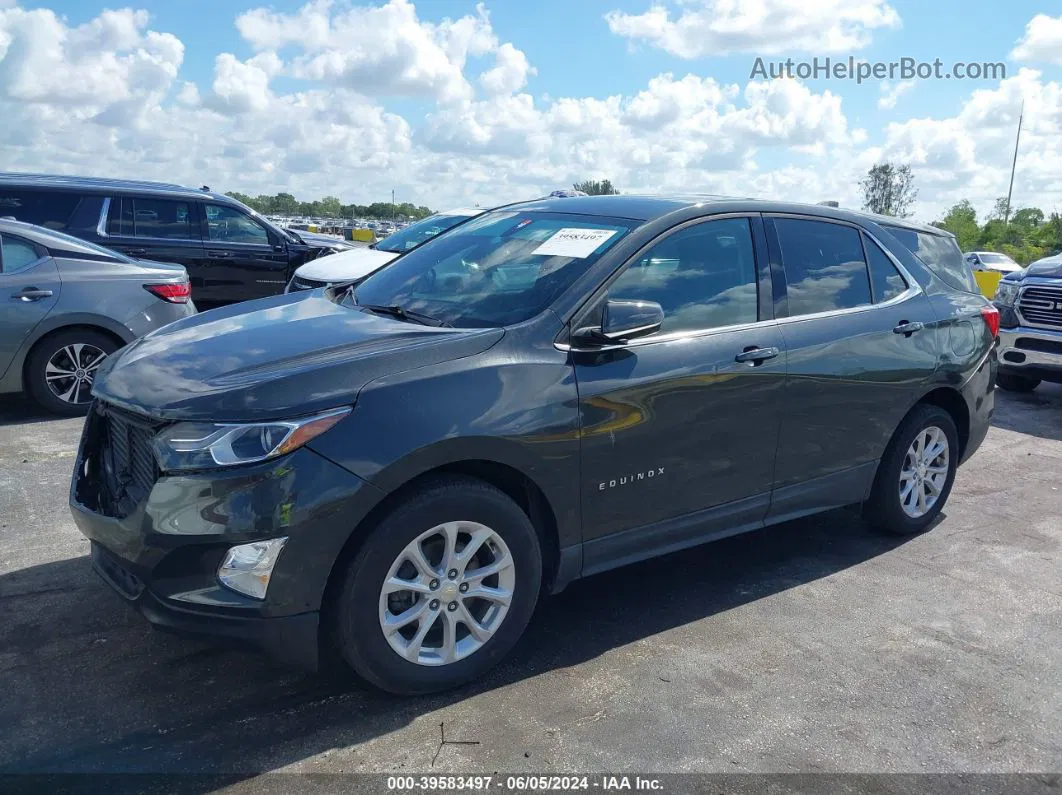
331,476,542,694
864,405,959,536
996,372,1041,393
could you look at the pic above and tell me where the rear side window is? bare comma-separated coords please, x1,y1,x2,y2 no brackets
883,226,977,293
609,217,759,333
774,219,872,316
0,235,42,274
107,197,194,239
863,235,908,303
0,190,103,235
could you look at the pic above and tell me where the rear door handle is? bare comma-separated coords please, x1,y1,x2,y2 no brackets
207,250,232,258
735,346,780,364
125,248,148,257
893,320,925,336
12,288,53,302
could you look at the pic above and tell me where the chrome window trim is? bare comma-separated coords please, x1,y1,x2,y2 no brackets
557,316,780,353
772,284,923,326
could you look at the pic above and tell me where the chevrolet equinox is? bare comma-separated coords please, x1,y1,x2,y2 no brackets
70,195,998,694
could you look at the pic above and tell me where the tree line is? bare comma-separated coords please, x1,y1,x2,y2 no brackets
225,191,435,221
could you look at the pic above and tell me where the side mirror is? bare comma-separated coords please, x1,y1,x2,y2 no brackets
574,298,664,347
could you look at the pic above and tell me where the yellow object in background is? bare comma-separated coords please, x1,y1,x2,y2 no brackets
974,270,1003,298
351,228,376,243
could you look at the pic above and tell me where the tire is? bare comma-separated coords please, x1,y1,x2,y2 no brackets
864,404,959,536
996,372,1041,393
25,329,119,416
332,476,542,694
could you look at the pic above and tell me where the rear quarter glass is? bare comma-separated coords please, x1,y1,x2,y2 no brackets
885,226,979,294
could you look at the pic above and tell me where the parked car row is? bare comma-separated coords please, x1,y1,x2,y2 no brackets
63,192,999,694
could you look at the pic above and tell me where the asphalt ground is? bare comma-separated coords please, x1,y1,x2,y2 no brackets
1,385,1060,789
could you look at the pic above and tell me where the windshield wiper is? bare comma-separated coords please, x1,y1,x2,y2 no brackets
358,303,451,327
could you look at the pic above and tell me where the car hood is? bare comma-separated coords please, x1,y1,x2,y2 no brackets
290,229,356,250
93,290,504,422
294,247,398,282
1025,255,1062,279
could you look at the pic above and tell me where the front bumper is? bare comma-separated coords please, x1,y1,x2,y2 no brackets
997,325,1062,383
70,406,381,670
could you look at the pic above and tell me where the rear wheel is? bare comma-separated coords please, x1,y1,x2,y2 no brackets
25,329,118,416
996,372,1041,393
864,404,959,536
331,476,542,694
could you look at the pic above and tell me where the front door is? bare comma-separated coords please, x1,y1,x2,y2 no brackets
764,215,940,515
202,203,291,303
0,235,60,380
572,216,787,572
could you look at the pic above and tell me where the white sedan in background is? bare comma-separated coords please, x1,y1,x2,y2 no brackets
285,207,483,293
964,250,1023,273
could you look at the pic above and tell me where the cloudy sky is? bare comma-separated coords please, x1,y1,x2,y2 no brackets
0,0,1059,222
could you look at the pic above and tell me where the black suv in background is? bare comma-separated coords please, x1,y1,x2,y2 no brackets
0,173,351,305
71,195,997,694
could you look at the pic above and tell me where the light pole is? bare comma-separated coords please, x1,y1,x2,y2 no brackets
391,189,396,224
1004,100,1024,226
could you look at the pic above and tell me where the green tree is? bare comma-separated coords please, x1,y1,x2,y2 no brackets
859,162,917,217
573,179,620,195
934,200,980,252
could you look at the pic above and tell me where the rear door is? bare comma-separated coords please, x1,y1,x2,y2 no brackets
0,233,60,381
201,203,291,302
102,196,208,295
572,215,787,569
764,215,939,517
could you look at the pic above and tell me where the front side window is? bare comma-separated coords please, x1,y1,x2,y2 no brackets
863,235,908,303
885,226,978,293
775,218,872,316
353,211,635,328
206,204,269,244
375,214,474,253
0,235,41,274
609,217,759,334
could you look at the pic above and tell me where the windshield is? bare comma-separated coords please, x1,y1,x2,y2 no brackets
978,253,1015,264
375,213,476,253
352,210,636,328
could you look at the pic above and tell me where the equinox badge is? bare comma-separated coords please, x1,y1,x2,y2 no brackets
599,468,665,491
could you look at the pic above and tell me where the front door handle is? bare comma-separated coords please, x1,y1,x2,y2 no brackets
735,346,780,365
893,320,925,336
207,250,232,258
125,248,148,257
12,288,53,302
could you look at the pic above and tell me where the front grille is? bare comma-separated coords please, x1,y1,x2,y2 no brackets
1018,285,1062,329
95,403,162,516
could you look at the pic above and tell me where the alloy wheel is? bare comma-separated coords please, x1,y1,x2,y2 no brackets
898,425,950,519
44,343,106,405
378,521,515,666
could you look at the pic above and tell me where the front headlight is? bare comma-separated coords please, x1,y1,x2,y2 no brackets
994,280,1020,306
153,406,350,472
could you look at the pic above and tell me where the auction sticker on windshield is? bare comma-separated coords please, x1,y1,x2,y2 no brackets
532,228,618,258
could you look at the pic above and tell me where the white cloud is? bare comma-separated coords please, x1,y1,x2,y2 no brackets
605,0,900,58
1010,14,1062,65
207,52,283,114
878,80,914,110
479,42,536,96
235,0,498,103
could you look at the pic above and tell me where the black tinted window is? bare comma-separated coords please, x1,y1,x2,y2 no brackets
884,226,977,293
205,204,269,244
863,235,908,303
0,235,40,274
610,218,758,333
132,198,193,239
775,219,871,316
0,190,102,234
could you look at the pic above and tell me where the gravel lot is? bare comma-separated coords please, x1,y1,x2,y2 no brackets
1,385,1060,783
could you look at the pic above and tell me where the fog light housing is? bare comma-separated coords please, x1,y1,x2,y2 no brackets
217,538,288,599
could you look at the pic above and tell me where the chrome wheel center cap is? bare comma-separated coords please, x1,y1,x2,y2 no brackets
440,582,459,600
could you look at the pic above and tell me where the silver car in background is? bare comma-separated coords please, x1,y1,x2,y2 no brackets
0,218,196,415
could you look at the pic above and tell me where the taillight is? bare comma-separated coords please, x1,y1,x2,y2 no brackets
980,304,1000,338
145,282,190,304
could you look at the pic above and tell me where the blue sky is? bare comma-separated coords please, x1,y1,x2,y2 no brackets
2,1,1061,220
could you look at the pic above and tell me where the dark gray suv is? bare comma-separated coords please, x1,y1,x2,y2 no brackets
0,219,195,415
71,195,997,693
